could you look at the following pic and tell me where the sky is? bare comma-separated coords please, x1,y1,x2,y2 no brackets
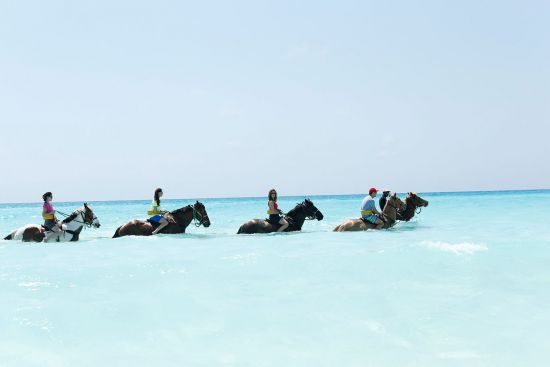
0,0,549,203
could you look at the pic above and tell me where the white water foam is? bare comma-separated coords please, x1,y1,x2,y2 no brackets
421,241,488,255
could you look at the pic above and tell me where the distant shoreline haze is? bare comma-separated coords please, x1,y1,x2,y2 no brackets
1,188,548,206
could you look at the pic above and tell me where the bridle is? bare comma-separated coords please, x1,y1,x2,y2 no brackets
303,203,320,221
408,196,426,215
56,209,97,228
191,204,209,227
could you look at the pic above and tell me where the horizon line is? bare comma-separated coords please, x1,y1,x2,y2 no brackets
0,188,548,206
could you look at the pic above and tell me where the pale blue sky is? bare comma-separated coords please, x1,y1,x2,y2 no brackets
1,0,549,203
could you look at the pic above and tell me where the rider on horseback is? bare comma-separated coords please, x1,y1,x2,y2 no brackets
361,188,384,229
268,189,289,232
42,192,62,242
379,189,391,211
149,188,169,235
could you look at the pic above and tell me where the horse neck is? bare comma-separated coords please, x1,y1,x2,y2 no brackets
382,200,398,222
401,198,416,220
63,211,84,231
172,206,193,228
286,204,306,229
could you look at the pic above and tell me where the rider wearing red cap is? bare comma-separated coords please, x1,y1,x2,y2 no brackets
360,187,384,229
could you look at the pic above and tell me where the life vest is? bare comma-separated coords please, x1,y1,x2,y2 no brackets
43,203,54,220
148,200,162,216
267,201,279,215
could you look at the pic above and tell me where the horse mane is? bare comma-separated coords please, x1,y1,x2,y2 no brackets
171,205,192,215
61,209,81,224
285,201,306,217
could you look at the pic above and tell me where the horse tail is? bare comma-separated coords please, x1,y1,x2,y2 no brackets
112,226,122,238
3,232,13,240
237,225,244,234
333,224,341,232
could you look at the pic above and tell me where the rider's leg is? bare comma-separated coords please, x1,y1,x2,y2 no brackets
152,217,169,235
277,218,289,232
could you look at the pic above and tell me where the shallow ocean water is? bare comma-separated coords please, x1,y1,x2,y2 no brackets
1,191,549,366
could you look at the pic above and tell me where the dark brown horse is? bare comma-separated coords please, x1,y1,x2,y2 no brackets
237,199,324,234
398,192,429,221
112,201,210,238
333,194,405,232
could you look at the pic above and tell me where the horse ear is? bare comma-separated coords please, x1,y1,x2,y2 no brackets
84,202,88,207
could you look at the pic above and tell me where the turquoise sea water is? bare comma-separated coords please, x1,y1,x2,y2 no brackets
1,190,549,366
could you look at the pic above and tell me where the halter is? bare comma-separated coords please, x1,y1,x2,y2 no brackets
191,204,208,227
302,204,320,221
56,209,97,228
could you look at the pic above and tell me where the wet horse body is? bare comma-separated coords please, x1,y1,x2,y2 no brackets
333,194,404,232
237,199,324,234
3,204,100,242
112,201,210,238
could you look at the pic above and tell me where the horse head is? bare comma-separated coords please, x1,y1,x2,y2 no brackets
60,203,100,228
407,192,429,208
83,203,101,228
387,193,405,211
382,194,405,223
192,201,211,227
302,199,324,221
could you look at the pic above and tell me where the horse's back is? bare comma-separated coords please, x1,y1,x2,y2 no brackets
114,219,154,237
237,219,274,234
334,218,375,232
9,225,44,242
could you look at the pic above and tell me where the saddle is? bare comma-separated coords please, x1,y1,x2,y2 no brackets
360,215,386,225
146,214,176,226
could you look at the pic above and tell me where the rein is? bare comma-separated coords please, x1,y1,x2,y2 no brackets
304,207,320,220
291,203,319,221
56,209,96,228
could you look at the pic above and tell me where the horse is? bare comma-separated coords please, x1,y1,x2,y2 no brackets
112,201,210,238
237,199,324,234
333,193,404,232
398,192,429,221
3,203,100,242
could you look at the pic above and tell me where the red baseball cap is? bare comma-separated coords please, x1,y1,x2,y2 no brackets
369,187,378,194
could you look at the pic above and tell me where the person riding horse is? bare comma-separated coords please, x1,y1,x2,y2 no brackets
149,188,170,235
267,189,289,232
361,188,384,229
42,192,63,242
379,190,391,212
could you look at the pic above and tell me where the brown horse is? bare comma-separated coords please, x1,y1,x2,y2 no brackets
399,192,429,221
112,201,210,238
333,194,405,232
3,204,100,242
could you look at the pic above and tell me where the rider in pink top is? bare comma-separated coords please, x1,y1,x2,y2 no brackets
42,192,61,242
